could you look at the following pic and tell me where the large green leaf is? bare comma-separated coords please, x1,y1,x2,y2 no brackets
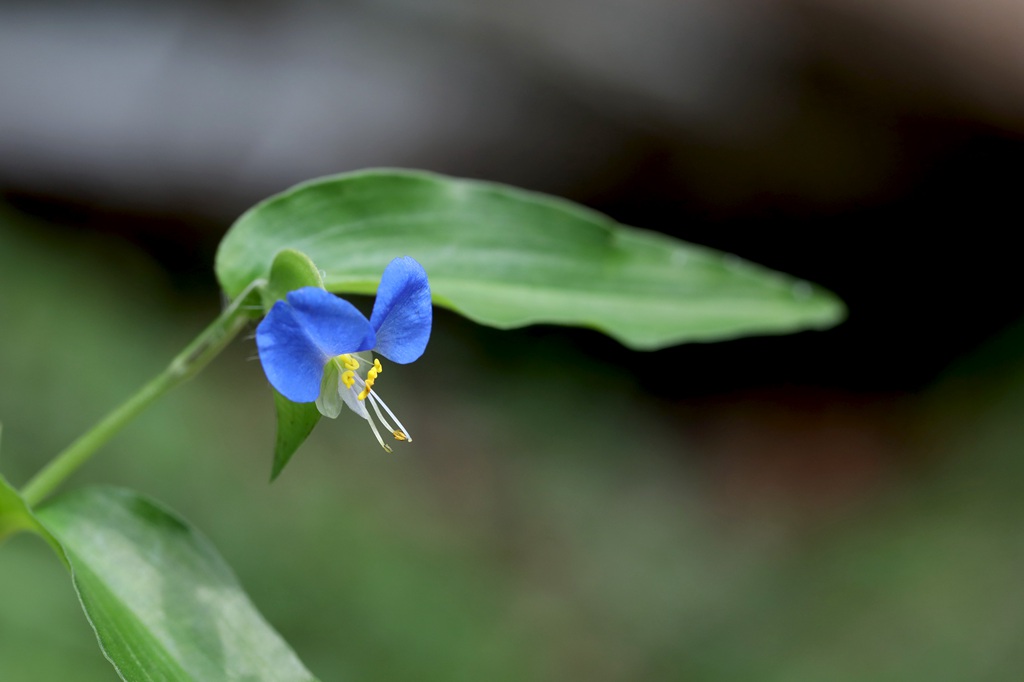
216,169,844,349
36,487,317,682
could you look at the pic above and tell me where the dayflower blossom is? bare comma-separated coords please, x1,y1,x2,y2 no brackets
255,256,431,451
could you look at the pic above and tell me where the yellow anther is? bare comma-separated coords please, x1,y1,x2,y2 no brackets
341,370,355,389
392,430,407,441
339,354,360,371
351,358,384,402
358,370,376,401
358,363,380,401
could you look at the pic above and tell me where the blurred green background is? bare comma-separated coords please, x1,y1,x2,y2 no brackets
4,1,1024,679
3,204,1024,680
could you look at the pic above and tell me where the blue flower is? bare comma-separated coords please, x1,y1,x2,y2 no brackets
256,256,431,451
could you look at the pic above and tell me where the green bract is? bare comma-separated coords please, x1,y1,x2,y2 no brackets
261,248,325,312
263,249,328,479
0,472,51,547
216,169,845,350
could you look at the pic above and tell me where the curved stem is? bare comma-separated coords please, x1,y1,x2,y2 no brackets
21,282,263,507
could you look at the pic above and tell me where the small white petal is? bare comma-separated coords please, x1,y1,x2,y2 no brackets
315,359,345,419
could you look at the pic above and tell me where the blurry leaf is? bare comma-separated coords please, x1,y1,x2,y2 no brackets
216,169,844,350
37,487,318,682
271,391,320,481
261,248,325,312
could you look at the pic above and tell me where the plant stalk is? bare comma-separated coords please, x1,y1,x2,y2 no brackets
21,283,262,507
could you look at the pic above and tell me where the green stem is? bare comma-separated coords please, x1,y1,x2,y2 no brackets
21,282,263,507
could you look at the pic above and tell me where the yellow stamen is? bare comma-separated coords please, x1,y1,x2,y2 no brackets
357,359,383,401
341,370,355,389
366,390,413,446
339,354,360,371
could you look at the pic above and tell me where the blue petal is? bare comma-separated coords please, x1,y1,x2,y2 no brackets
256,287,376,402
369,257,432,364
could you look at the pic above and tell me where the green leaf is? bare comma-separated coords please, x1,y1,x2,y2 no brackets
36,487,318,682
216,169,845,350
271,391,320,481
